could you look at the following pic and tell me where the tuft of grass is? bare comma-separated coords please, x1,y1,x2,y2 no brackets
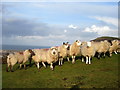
2,54,119,88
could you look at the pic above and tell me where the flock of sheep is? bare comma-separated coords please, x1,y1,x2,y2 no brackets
6,39,120,72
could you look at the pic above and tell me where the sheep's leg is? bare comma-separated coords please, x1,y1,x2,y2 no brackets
6,64,10,72
82,57,84,62
86,57,88,64
114,51,117,54
19,64,22,69
36,62,40,69
59,58,61,66
110,52,112,57
104,53,105,57
29,58,32,67
24,64,26,70
42,62,46,68
72,56,75,64
67,57,70,62
50,63,53,71
61,58,63,65
98,53,100,59
10,65,14,72
88,57,91,64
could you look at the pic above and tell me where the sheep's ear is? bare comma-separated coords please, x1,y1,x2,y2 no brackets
28,49,33,53
76,40,78,42
63,42,65,45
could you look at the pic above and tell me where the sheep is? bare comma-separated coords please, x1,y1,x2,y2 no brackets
116,40,120,53
6,49,34,72
81,41,96,64
6,52,24,72
91,41,105,58
58,42,69,66
69,40,81,64
101,40,111,57
109,40,119,56
22,49,35,69
32,47,59,70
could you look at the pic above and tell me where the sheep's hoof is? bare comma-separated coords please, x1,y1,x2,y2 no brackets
72,62,75,64
11,70,14,72
6,70,9,72
51,68,54,71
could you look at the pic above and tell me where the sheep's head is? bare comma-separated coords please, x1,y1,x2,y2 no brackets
28,49,35,56
76,40,81,46
50,47,58,56
87,42,91,48
63,42,69,49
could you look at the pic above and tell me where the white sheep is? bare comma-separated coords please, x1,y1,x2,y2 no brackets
81,41,96,64
6,49,34,72
109,40,119,56
91,41,105,58
69,40,81,64
58,42,69,66
6,52,24,72
32,47,59,70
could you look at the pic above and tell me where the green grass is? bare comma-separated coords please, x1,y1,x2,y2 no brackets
2,54,119,88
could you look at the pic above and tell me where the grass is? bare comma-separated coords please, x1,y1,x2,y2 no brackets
2,54,119,88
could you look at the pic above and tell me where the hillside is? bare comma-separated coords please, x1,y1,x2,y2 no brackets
91,36,120,42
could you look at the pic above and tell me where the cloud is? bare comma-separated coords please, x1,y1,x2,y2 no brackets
64,29,67,33
68,24,78,29
83,25,118,36
2,0,119,2
93,16,118,27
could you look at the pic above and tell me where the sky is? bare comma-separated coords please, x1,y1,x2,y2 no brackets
1,1,119,46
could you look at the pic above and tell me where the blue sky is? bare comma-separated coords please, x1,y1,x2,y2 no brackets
2,1,118,46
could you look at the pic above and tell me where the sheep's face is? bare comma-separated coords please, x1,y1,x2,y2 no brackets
63,42,69,49
50,47,58,55
28,49,35,56
76,40,81,46
87,42,91,47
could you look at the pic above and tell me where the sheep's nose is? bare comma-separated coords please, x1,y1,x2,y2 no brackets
53,52,56,54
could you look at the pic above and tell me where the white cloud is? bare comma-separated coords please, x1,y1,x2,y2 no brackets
68,24,77,29
64,29,67,33
93,16,118,27
16,34,66,40
83,25,118,36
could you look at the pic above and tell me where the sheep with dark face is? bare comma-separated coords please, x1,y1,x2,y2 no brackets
58,42,69,66
69,40,82,64
32,47,59,70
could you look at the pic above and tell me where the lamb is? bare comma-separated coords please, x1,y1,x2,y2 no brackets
6,49,34,72
32,47,59,70
109,40,119,56
58,42,69,66
81,41,96,64
69,40,81,64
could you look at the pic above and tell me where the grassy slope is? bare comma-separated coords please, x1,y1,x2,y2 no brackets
2,54,119,88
